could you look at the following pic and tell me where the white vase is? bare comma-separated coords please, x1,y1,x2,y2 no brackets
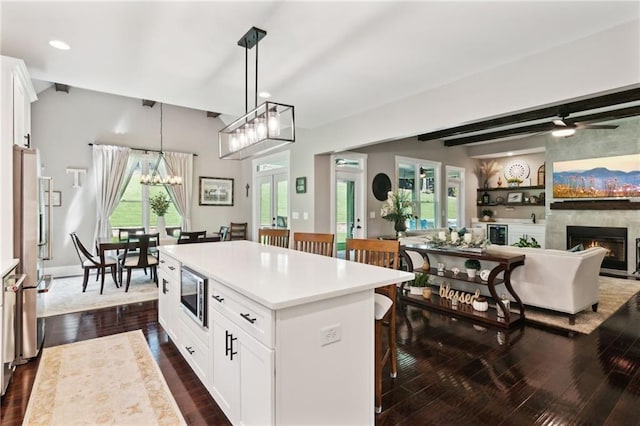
156,216,167,237
466,268,477,279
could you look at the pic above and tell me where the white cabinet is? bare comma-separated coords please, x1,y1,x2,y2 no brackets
178,313,210,386
0,56,36,264
210,309,274,425
157,255,180,342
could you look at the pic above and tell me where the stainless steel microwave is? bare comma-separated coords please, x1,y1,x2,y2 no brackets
180,266,207,328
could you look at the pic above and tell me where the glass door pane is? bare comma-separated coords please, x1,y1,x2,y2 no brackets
258,176,272,227
447,182,460,229
335,179,355,252
419,166,437,229
275,173,288,228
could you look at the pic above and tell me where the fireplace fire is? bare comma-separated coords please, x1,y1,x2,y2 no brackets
567,226,627,272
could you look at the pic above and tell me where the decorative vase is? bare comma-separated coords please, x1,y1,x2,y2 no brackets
466,268,477,279
156,215,167,237
497,176,503,187
422,287,432,299
394,218,407,233
472,297,488,312
409,286,423,296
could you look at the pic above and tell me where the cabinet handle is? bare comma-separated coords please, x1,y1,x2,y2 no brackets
168,266,176,271
162,279,168,294
160,259,166,264
212,294,224,303
230,335,238,361
240,313,257,324
185,346,195,355
225,330,231,356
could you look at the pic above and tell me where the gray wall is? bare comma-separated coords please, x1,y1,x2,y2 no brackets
32,86,250,273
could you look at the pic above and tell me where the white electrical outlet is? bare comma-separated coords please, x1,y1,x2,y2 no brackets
320,324,341,346
292,211,299,219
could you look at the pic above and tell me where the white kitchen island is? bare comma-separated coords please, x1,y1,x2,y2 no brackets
158,240,413,425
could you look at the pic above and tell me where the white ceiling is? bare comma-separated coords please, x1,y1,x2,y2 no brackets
1,1,638,129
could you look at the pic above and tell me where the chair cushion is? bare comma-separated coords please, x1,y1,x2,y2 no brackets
374,293,393,320
83,256,117,267
122,255,159,267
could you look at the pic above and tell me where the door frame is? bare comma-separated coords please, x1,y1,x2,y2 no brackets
330,152,367,249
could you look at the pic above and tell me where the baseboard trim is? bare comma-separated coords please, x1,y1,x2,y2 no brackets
45,265,83,278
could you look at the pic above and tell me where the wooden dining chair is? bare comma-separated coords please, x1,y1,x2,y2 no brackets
229,222,248,240
258,228,290,248
293,232,334,257
70,232,119,294
177,230,206,244
119,233,160,292
345,238,400,413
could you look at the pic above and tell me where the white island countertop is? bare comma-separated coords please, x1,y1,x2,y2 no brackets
159,240,414,310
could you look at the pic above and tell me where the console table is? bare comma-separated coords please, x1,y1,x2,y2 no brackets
400,244,526,329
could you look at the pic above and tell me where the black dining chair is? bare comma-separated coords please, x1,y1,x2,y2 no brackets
177,230,207,244
70,232,119,294
118,233,160,291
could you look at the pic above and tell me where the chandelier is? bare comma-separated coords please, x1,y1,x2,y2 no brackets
140,102,183,186
219,27,295,160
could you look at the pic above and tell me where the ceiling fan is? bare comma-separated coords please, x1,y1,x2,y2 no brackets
551,115,618,137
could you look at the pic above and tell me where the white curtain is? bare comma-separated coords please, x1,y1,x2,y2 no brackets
92,145,136,246
163,151,194,231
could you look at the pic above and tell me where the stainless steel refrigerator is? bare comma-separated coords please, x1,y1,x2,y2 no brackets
13,145,52,363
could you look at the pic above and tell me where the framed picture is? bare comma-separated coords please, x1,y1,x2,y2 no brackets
296,177,306,194
199,177,234,206
507,192,523,204
45,190,62,207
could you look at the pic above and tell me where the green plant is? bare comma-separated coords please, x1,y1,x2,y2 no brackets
380,190,413,222
464,259,481,270
512,236,540,248
481,209,494,218
507,177,523,184
409,272,432,288
149,192,170,216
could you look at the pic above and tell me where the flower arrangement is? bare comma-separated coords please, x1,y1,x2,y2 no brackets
473,160,500,187
380,190,413,222
150,192,171,216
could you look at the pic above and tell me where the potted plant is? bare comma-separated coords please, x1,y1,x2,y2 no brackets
507,177,523,187
464,259,481,279
408,272,431,296
481,209,494,222
150,192,171,237
380,190,413,235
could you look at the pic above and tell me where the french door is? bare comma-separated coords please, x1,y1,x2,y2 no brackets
257,173,288,228
331,153,367,257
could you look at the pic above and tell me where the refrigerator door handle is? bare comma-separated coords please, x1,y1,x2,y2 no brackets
40,177,52,260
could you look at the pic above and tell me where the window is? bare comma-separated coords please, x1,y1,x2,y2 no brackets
110,155,180,235
446,166,465,229
396,157,441,230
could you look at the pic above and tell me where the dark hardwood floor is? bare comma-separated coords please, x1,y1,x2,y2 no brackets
2,293,640,425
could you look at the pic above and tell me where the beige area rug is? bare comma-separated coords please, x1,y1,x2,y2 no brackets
43,273,158,317
525,275,640,334
22,330,186,425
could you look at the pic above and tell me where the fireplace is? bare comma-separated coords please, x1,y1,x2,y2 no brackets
567,226,627,271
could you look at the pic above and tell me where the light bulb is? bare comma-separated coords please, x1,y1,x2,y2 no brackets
268,109,280,136
256,116,267,140
238,128,247,148
245,122,256,144
552,127,575,137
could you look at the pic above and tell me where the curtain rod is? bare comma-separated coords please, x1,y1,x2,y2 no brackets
88,142,198,157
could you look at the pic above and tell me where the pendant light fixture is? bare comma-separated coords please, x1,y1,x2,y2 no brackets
140,103,183,186
219,27,295,160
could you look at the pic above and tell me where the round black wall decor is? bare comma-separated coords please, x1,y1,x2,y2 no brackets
372,173,392,201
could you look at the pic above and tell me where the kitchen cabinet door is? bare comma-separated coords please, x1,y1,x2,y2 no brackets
211,309,274,425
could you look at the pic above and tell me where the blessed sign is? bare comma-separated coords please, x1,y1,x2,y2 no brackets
439,283,480,305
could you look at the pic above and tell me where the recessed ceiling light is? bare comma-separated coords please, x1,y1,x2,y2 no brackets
258,91,271,98
507,152,514,156
49,40,70,50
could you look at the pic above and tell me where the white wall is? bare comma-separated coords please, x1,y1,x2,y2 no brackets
31,86,248,272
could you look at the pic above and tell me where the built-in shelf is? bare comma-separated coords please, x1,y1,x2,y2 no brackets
550,200,640,210
477,185,545,193
477,202,544,207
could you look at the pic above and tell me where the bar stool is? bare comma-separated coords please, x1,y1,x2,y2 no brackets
258,228,290,248
293,232,334,257
345,238,399,413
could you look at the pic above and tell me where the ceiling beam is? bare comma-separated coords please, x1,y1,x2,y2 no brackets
419,86,640,142
443,104,640,146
